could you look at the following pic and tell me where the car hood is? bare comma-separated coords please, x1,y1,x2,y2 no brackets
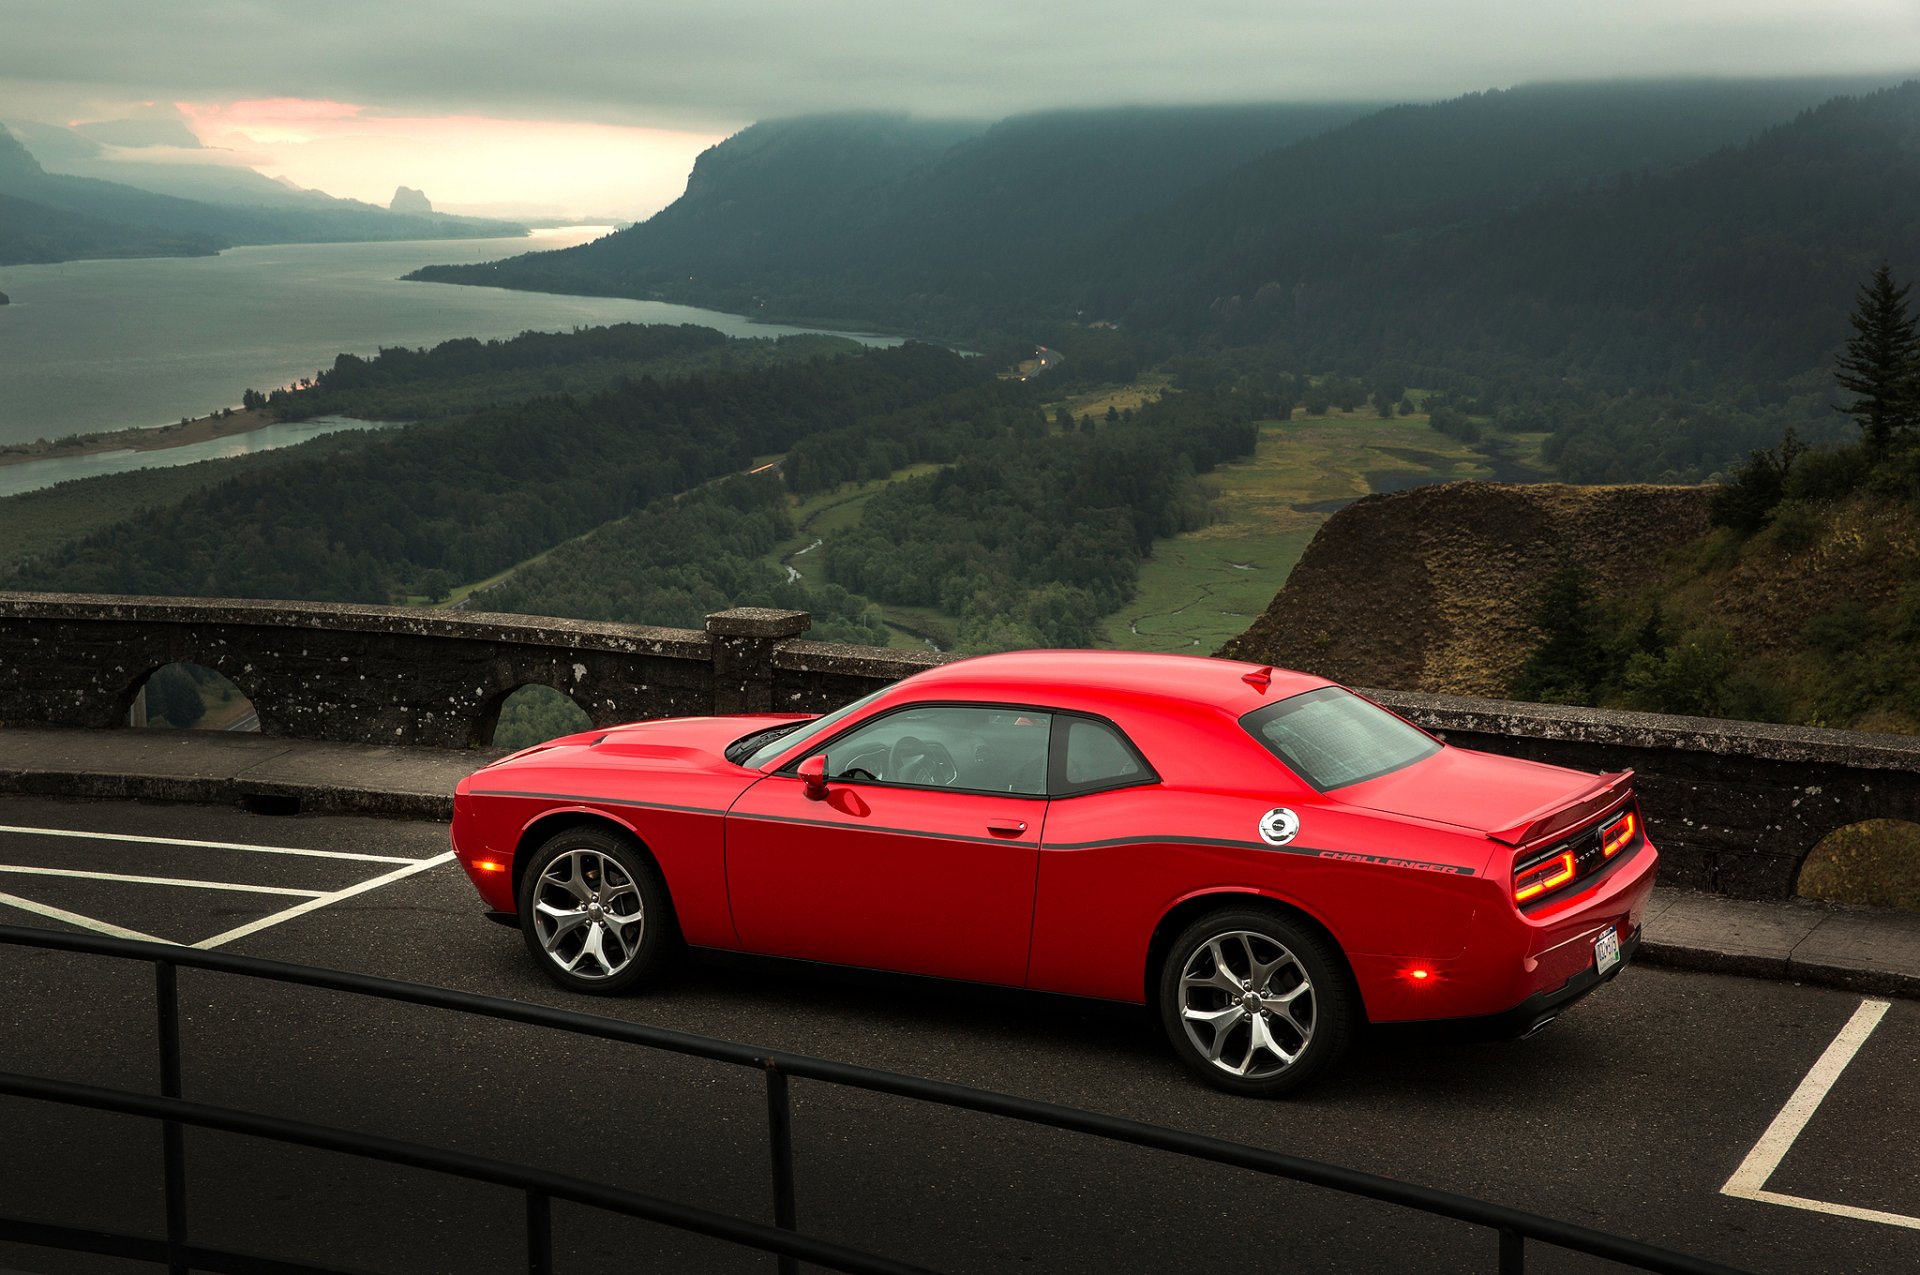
1333,746,1610,840
482,713,811,774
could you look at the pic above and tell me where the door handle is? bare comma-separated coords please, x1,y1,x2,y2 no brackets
987,819,1028,836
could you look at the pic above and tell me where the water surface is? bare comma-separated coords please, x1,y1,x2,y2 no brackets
0,417,399,500
0,227,896,447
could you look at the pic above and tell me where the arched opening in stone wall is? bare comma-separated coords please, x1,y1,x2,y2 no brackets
486,684,593,750
1796,819,1920,913
128,662,259,732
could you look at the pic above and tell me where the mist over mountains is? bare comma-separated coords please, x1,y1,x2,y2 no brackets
0,122,527,264
411,75,1920,481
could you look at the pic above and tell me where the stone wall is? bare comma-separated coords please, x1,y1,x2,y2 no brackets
0,592,948,749
3,590,1916,900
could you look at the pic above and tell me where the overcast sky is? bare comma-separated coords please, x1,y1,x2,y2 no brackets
4,0,1919,215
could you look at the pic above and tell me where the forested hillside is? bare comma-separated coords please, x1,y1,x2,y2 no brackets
408,102,1377,325
479,381,1261,649
410,77,1920,482
8,340,987,601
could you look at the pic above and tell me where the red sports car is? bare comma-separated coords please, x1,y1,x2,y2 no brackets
451,651,1656,1094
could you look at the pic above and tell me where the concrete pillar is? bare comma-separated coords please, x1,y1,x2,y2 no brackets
706,608,812,715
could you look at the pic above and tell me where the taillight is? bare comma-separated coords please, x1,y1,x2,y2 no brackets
1513,851,1577,903
1602,810,1637,858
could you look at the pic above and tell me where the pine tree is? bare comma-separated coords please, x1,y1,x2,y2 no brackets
1835,263,1920,459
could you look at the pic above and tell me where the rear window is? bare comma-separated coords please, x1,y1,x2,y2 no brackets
1240,687,1439,791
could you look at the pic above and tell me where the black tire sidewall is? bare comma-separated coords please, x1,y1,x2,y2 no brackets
516,826,673,995
1157,906,1355,1097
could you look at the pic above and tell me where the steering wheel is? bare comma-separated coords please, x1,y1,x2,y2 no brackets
891,735,958,786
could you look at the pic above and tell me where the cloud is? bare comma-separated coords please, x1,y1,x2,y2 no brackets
5,1,1918,130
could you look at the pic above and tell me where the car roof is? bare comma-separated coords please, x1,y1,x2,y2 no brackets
895,650,1332,717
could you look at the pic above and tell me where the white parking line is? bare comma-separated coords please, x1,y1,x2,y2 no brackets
193,852,456,951
0,823,423,865
0,864,325,898
1720,998,1917,1231
0,889,166,943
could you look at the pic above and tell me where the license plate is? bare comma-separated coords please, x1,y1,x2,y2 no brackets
1594,924,1621,976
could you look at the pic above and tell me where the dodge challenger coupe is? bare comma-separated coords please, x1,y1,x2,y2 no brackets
451,651,1656,1095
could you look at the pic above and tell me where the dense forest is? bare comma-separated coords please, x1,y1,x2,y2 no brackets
1510,266,1920,732
825,391,1259,647
7,340,988,601
481,473,889,645
480,380,1262,651
250,324,865,422
414,77,1920,483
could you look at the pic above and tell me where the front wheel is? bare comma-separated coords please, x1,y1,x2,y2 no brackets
1157,908,1355,1096
517,826,674,994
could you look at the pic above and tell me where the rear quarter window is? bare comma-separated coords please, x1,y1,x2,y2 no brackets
1240,686,1439,791
1050,715,1156,796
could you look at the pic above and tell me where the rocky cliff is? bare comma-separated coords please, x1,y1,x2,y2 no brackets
390,186,432,215
1219,481,1711,695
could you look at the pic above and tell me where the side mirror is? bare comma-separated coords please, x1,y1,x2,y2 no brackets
797,754,828,801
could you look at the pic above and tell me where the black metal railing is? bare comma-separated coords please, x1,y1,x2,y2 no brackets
0,924,1750,1275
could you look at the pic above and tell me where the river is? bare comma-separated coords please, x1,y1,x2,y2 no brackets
0,226,898,449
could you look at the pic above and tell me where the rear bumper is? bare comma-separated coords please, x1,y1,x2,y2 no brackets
1462,922,1641,1039
1355,837,1657,1023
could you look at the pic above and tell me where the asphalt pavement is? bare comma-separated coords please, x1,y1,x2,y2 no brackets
0,794,1915,1274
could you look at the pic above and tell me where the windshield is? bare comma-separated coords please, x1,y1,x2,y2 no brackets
1240,687,1439,791
738,685,891,770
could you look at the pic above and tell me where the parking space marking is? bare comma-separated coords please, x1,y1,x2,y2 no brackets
1720,997,1917,1231
192,851,456,951
0,823,423,865
0,888,165,943
0,863,326,897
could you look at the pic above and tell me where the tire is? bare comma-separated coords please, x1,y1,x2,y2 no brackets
517,825,675,995
1156,907,1355,1097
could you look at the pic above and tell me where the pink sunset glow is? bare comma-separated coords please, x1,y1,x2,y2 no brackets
175,98,728,219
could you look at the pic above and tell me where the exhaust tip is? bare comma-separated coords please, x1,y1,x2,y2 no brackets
1520,1015,1557,1040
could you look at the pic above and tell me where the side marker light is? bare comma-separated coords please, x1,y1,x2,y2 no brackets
475,860,507,873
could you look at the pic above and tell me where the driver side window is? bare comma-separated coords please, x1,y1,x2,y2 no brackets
819,705,1052,796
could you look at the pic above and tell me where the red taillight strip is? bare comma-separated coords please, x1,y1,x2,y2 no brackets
1513,850,1577,902
1602,810,1637,858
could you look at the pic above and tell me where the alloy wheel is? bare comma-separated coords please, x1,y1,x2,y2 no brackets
1176,929,1315,1080
530,847,645,981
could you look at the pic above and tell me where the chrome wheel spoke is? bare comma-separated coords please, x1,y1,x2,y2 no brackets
551,855,592,903
534,901,589,946
1183,1004,1246,1031
577,923,614,975
1249,949,1290,993
1248,1012,1297,1067
1183,954,1243,996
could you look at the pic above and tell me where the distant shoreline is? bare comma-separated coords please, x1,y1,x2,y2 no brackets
0,406,281,470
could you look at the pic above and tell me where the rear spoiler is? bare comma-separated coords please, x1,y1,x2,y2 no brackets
1486,770,1635,848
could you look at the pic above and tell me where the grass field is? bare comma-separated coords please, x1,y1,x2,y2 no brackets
1102,410,1523,653
1047,374,1171,423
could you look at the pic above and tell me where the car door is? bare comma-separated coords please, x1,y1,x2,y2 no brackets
724,703,1051,986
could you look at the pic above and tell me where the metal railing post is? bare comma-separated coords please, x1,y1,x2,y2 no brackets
1500,1227,1525,1274
526,1189,553,1275
154,958,188,1275
765,1060,799,1275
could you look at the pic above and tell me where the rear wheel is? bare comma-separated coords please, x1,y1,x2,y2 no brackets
1157,907,1354,1096
517,826,673,994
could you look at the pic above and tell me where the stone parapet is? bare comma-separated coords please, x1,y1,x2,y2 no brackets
2,591,1915,899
